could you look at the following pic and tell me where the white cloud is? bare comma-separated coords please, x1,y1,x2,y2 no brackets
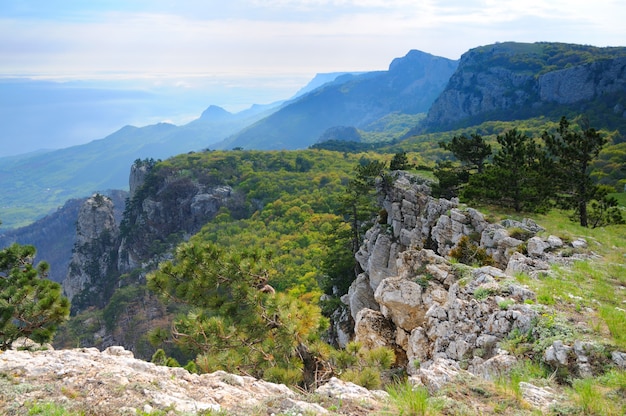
1,1,625,94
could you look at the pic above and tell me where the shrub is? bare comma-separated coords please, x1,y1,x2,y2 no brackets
474,287,497,301
449,236,495,266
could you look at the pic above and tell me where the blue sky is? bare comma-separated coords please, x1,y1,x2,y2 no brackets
1,0,626,155
4,1,625,85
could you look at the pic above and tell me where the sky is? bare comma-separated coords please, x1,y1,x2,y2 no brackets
1,0,626,155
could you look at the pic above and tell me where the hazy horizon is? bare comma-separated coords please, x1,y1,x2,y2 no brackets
2,0,625,157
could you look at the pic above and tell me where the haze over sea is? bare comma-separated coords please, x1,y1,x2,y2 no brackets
2,0,625,157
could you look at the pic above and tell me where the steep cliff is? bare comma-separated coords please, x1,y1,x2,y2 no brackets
118,160,239,273
342,172,613,391
63,194,120,311
417,42,626,133
0,190,126,283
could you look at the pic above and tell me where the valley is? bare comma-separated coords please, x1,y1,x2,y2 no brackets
1,41,625,415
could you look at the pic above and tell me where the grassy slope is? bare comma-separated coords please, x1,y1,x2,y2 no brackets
413,203,626,415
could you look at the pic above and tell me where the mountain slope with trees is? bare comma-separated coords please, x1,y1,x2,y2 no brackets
414,42,626,134
0,104,277,230
218,50,458,150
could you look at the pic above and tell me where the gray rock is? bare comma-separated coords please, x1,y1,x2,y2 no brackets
505,251,550,277
519,382,557,411
413,358,469,393
374,277,427,331
316,377,389,403
547,235,564,248
527,236,551,258
468,352,518,381
544,340,572,367
354,308,396,350
347,274,378,321
63,194,119,303
611,351,626,369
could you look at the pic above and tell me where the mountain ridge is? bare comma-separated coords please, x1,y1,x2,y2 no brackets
415,41,626,134
216,49,458,150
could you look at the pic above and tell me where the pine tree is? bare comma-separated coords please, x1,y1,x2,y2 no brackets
0,243,70,349
341,160,387,255
439,133,492,173
389,151,414,171
463,129,551,212
147,242,325,385
542,116,608,226
435,133,492,197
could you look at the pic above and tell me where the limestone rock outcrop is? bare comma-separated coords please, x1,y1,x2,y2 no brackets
344,172,597,388
420,42,626,132
118,176,235,273
0,346,375,415
63,194,119,305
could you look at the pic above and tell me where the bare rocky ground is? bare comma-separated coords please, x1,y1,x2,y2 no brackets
1,341,617,415
0,343,390,415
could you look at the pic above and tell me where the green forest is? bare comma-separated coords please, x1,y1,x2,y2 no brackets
5,112,626,414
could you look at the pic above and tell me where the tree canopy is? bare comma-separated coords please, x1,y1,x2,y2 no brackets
0,242,70,349
147,242,326,386
436,116,622,226
543,116,608,226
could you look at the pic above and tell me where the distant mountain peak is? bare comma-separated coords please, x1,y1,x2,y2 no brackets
200,105,232,121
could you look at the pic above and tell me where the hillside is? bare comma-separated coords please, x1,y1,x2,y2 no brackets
5,42,626,231
218,50,458,150
7,155,626,415
414,42,626,134
0,104,276,230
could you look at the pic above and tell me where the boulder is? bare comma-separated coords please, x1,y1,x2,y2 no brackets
519,382,557,411
527,236,551,258
505,252,550,277
316,377,389,404
347,273,378,321
544,340,573,367
611,351,626,369
411,358,471,393
468,352,518,381
546,235,564,249
354,309,396,350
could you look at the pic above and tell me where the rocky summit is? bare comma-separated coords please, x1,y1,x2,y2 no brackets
0,342,390,415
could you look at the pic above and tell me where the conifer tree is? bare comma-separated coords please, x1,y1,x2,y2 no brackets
434,133,492,197
341,160,387,255
463,129,550,212
542,116,608,226
389,151,414,171
147,242,325,385
439,133,492,173
0,242,70,349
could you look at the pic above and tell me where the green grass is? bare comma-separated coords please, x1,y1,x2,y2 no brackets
500,208,626,349
27,401,83,416
387,381,443,416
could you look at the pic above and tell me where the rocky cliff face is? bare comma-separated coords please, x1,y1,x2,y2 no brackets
63,194,120,307
118,164,237,273
419,42,626,131
0,190,127,283
342,172,601,389
538,57,626,105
